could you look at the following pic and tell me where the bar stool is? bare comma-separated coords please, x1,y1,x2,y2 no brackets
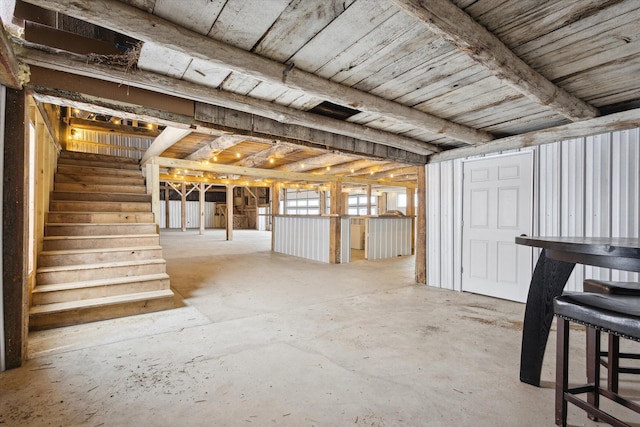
583,279,640,393
554,292,640,427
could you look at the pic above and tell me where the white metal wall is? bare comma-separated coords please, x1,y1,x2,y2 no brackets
273,216,330,263
426,128,640,293
159,201,216,229
367,217,413,260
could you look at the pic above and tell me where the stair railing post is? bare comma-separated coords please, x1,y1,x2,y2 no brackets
145,161,161,232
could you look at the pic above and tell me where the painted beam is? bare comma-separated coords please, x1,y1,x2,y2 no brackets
0,18,22,89
142,127,192,164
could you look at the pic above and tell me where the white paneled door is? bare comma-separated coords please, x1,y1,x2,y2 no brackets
462,152,533,302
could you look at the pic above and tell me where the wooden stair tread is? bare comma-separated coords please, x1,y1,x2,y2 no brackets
37,258,166,274
30,290,174,315
43,233,159,241
32,273,170,294
40,245,162,256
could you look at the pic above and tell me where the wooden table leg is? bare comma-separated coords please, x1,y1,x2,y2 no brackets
520,249,575,386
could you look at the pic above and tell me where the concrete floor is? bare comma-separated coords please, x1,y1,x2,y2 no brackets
1,229,639,426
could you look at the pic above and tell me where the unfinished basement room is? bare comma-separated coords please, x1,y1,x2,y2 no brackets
1,1,639,426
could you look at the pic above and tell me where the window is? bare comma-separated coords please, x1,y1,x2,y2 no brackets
285,189,321,215
347,194,376,216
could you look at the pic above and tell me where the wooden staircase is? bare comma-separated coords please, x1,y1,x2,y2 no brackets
29,151,176,330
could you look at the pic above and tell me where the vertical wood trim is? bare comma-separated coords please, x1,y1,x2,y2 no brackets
180,182,186,232
0,84,5,371
226,185,233,241
271,183,280,250
329,181,342,264
3,88,28,369
416,166,427,284
199,183,205,235
366,185,372,216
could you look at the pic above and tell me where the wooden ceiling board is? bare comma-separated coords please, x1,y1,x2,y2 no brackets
207,0,290,51
288,0,397,73
138,42,191,79
314,12,421,80
220,72,261,95
152,0,224,35
160,133,221,159
182,58,231,89
252,0,356,63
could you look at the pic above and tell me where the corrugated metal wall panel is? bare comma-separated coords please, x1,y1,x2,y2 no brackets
367,217,412,260
426,128,640,293
160,201,217,229
273,216,330,263
69,130,152,160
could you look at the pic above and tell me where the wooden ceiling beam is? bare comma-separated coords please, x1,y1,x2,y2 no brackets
367,166,418,180
0,18,22,89
307,159,382,176
389,0,599,121
232,143,303,168
429,108,640,163
184,135,246,161
13,41,439,155
141,127,191,163
276,153,355,173
151,156,417,188
22,0,493,146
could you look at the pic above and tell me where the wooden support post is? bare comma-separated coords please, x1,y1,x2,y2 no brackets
226,184,233,241
329,181,342,264
415,166,427,284
164,185,170,229
342,192,349,215
180,181,186,232
271,183,280,215
366,185,372,216
2,88,29,369
199,183,205,235
319,190,326,215
406,187,416,254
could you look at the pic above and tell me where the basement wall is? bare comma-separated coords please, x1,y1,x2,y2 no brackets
426,128,640,294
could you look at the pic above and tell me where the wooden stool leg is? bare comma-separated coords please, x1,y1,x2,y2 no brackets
586,327,600,421
608,334,620,393
556,318,569,426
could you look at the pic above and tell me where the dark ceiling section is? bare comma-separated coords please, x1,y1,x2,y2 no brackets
308,101,361,121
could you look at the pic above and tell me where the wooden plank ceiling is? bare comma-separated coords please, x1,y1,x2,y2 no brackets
5,0,640,188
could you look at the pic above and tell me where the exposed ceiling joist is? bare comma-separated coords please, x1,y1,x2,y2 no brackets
308,159,382,176
276,153,355,172
185,135,246,161
151,156,417,188
232,143,302,168
429,108,640,163
22,0,494,146
389,0,599,121
142,127,192,163
13,41,440,155
0,18,22,89
369,166,418,180
27,82,426,165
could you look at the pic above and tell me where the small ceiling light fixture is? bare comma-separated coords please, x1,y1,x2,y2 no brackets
326,166,331,171
389,174,394,178
300,163,305,169
269,158,275,164
236,153,241,158
213,156,218,162
350,169,355,173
